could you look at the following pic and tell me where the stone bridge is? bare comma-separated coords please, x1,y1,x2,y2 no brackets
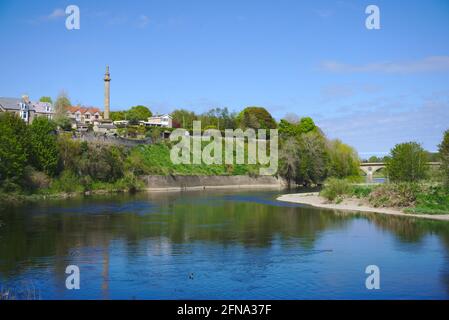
360,162,441,182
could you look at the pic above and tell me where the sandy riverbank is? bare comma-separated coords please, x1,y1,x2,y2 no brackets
277,192,449,222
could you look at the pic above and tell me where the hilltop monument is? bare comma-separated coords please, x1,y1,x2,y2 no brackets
104,65,111,121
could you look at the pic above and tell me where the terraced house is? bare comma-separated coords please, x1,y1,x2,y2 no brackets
0,95,54,124
66,106,103,125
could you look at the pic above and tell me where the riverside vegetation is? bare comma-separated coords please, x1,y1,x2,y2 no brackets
1,103,360,204
320,130,449,215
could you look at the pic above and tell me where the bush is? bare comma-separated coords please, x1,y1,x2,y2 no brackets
407,184,449,214
50,170,83,193
23,166,51,190
368,182,421,208
351,185,373,198
320,178,351,202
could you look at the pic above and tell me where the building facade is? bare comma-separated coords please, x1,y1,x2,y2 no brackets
140,114,172,128
0,96,54,124
66,106,103,125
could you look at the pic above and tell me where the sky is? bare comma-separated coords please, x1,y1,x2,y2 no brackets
1,0,449,157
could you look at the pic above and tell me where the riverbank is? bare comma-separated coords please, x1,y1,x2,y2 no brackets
277,192,449,222
142,175,286,191
0,175,288,205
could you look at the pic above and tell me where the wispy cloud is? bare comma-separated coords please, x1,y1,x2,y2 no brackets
47,8,65,20
26,8,65,24
321,56,449,73
317,92,449,153
138,15,150,28
320,83,383,103
315,9,333,18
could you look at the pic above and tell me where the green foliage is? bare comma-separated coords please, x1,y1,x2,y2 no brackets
351,185,373,198
29,117,59,176
54,91,71,120
50,170,83,193
171,109,197,129
127,105,152,124
298,117,316,134
439,129,449,187
237,106,277,130
278,119,300,137
319,178,351,202
296,131,329,185
386,142,428,182
110,111,127,121
0,113,29,185
411,185,449,214
327,139,360,178
39,96,53,104
199,107,237,130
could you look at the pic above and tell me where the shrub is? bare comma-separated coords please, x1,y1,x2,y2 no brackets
368,182,421,208
351,185,373,198
320,178,351,202
50,170,82,193
23,166,51,190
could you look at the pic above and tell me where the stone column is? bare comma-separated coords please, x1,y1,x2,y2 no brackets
104,66,111,120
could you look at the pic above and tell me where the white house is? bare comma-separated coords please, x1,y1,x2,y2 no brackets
140,114,172,128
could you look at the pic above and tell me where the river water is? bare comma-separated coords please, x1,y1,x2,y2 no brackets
1,190,448,299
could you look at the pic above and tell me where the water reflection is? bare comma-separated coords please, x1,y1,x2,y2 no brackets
0,190,449,299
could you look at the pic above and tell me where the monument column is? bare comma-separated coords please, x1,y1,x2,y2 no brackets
104,65,111,121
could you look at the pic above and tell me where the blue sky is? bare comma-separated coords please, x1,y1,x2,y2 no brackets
1,0,449,156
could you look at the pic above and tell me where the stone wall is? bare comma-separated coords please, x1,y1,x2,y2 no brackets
141,175,287,191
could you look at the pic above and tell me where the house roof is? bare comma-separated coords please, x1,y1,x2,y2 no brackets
33,102,53,114
0,97,54,113
67,106,102,114
0,97,24,111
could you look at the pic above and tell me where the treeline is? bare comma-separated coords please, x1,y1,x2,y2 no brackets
0,113,140,195
171,106,277,130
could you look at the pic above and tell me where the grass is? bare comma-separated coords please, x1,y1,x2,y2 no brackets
130,142,261,176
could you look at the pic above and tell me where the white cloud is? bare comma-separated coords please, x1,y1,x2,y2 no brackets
321,56,449,74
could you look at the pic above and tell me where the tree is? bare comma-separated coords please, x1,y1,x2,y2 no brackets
327,139,360,178
298,117,316,134
171,109,197,130
297,131,329,185
0,113,30,186
111,111,127,121
54,91,71,121
39,96,53,104
386,142,428,182
127,105,152,124
237,106,277,130
278,119,300,137
439,129,449,187
278,137,300,188
29,117,59,176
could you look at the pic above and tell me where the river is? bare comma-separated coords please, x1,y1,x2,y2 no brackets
1,189,449,299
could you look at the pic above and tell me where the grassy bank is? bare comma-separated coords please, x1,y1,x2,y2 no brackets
320,178,449,215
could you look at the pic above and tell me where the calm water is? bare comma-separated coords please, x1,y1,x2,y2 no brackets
1,190,449,300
